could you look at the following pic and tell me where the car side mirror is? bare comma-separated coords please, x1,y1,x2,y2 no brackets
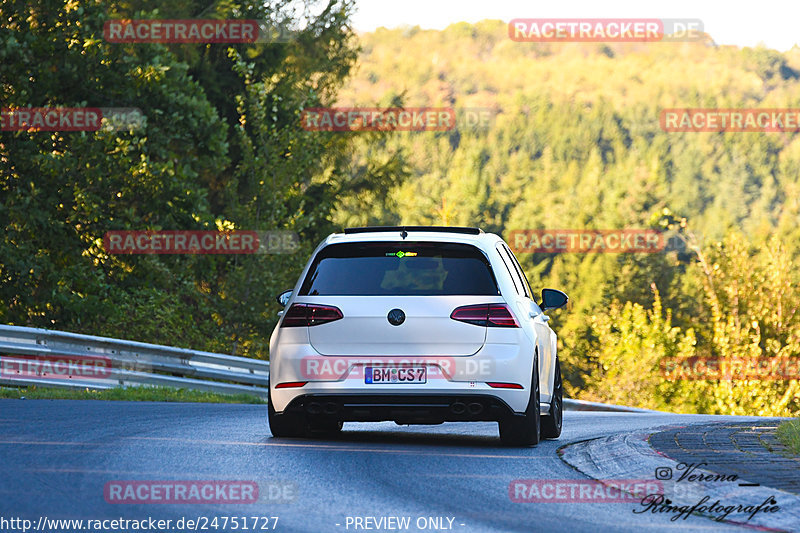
541,288,568,311
276,289,293,308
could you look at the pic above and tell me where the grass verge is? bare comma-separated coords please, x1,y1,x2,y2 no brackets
0,386,265,404
776,418,800,456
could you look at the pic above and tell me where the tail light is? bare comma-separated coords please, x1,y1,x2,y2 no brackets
281,303,343,327
487,382,524,389
275,381,308,389
450,304,520,328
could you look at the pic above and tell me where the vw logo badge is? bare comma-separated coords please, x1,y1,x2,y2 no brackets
387,308,405,326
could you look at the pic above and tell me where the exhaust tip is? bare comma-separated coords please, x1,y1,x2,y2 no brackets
467,402,484,415
323,402,339,414
451,402,467,415
306,402,323,415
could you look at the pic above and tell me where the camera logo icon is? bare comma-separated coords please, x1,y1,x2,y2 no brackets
655,467,673,480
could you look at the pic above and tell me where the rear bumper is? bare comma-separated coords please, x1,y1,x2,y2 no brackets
283,393,519,424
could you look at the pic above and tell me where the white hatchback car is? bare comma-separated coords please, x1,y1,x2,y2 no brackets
268,226,568,446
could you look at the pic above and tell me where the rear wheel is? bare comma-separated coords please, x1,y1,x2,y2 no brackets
499,352,541,446
267,381,309,438
540,358,562,439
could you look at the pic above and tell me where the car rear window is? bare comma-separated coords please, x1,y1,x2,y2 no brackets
299,242,499,296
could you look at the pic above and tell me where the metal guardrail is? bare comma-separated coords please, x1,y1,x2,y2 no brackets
563,398,659,413
0,325,269,399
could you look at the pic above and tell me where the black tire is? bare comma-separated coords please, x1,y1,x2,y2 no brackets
540,358,563,439
499,351,541,447
267,381,309,438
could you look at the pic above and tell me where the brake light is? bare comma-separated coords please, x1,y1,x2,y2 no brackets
487,382,524,389
487,304,520,327
450,304,520,327
281,303,343,327
275,381,308,389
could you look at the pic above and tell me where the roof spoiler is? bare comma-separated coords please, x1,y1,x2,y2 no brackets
343,226,483,238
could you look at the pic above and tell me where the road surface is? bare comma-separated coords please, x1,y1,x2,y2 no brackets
0,400,779,532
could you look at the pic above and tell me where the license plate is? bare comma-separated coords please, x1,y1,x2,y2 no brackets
365,367,426,384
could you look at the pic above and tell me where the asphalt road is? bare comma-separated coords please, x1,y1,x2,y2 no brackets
0,400,773,532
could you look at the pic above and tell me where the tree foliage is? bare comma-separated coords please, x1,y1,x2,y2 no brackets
0,0,406,356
